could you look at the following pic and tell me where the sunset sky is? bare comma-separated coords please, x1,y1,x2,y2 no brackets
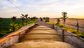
0,0,84,18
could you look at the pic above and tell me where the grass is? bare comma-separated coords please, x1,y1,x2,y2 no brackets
46,22,55,25
56,24,84,38
46,21,84,38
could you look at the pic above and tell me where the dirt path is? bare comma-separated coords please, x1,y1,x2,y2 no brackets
9,20,75,48
9,25,75,48
21,26,61,41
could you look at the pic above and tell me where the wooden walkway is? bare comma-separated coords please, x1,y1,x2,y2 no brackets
9,25,75,48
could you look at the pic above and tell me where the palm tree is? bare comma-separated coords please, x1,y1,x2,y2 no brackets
21,14,28,19
21,14,28,25
62,12,67,25
25,14,28,24
21,14,25,18
25,14,28,19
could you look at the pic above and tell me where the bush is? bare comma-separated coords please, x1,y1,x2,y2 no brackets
0,18,37,38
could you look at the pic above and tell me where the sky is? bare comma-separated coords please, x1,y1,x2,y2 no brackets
0,0,84,18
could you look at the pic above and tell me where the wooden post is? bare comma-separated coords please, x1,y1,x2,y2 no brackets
52,24,54,29
62,29,65,42
76,19,79,32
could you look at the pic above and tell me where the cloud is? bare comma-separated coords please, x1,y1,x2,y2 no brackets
0,0,84,18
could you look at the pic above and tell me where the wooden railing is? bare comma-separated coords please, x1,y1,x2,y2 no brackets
0,24,35,48
54,26,84,48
